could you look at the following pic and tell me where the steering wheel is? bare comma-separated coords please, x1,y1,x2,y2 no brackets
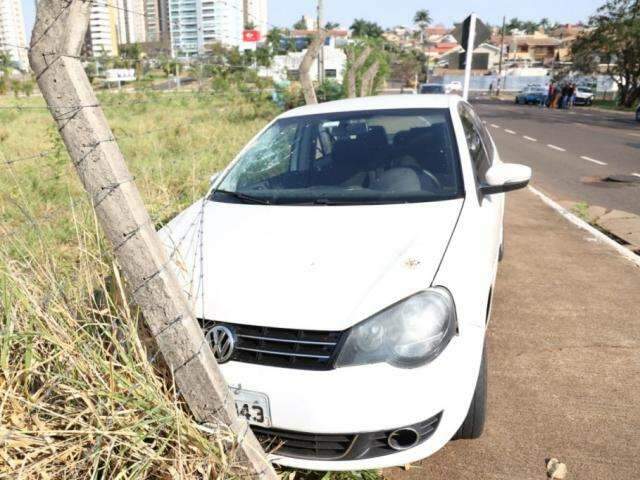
420,169,442,191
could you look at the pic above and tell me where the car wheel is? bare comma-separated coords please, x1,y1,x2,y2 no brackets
453,346,487,440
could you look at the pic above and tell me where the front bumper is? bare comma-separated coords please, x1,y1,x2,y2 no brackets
220,323,485,470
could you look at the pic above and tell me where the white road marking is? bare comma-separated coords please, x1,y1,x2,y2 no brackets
504,129,516,134
490,124,500,128
632,173,640,178
580,155,607,166
523,136,537,142
547,144,566,152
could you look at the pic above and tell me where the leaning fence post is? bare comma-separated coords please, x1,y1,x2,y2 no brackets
28,0,277,477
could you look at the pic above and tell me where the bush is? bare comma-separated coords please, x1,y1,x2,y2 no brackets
317,80,345,103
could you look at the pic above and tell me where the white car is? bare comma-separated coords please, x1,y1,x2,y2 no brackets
160,95,531,471
445,81,463,95
574,86,594,106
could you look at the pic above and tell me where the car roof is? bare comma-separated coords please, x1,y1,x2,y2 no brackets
279,94,459,119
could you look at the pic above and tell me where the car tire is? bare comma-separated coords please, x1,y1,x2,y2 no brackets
453,346,487,440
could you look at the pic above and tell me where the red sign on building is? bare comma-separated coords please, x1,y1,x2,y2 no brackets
243,30,262,42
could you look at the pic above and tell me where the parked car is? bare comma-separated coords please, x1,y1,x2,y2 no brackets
445,81,463,95
636,105,640,122
574,86,595,106
515,86,546,105
160,95,532,471
420,83,446,94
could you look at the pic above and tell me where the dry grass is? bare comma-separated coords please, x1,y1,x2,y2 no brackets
0,89,381,480
0,90,279,479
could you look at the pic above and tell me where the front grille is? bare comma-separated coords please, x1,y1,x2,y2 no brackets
200,320,344,370
252,426,356,460
252,412,442,461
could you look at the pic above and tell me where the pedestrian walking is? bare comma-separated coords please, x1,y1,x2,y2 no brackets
489,80,494,97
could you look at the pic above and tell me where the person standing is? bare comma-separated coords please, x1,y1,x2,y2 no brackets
561,84,571,109
543,81,554,108
569,83,577,109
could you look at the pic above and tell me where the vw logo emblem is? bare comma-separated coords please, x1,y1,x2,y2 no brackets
206,325,235,363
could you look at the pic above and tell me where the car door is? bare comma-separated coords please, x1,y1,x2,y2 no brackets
458,103,503,291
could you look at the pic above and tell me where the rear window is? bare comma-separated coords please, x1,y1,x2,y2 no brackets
214,109,464,205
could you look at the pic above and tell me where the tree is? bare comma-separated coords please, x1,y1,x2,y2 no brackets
325,21,340,30
245,21,256,30
414,9,432,45
571,0,640,107
293,16,307,30
344,40,389,97
299,29,327,104
350,19,384,38
539,17,551,31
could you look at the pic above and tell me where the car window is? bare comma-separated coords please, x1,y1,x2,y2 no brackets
458,104,491,184
214,109,464,205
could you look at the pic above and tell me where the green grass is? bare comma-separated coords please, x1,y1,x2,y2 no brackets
0,90,385,479
591,99,638,111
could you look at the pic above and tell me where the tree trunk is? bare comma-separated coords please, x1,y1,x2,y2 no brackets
28,1,276,478
347,46,372,98
360,61,380,97
299,30,327,105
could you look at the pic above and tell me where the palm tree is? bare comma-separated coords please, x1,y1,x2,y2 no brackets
413,9,432,45
266,27,284,54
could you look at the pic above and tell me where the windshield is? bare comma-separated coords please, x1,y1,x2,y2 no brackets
421,85,445,94
214,109,463,205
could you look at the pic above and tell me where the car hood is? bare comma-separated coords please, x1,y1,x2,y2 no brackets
159,198,463,331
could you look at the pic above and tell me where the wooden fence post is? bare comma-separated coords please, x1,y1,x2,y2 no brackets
28,1,277,478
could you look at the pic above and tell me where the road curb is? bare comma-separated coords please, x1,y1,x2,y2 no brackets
528,186,640,268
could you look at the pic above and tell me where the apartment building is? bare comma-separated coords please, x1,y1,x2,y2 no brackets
169,0,244,57
145,0,171,43
115,0,147,44
243,0,267,36
85,1,120,56
0,0,28,70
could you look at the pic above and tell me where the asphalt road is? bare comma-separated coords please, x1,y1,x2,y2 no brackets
471,99,640,215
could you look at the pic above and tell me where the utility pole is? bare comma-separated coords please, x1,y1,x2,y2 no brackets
462,13,477,101
317,0,325,84
497,15,505,96
28,1,276,478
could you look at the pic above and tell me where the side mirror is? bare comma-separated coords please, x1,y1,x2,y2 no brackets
480,163,531,195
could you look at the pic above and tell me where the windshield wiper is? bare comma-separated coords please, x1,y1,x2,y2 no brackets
214,190,272,205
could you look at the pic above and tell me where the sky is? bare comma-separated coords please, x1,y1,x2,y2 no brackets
21,0,605,41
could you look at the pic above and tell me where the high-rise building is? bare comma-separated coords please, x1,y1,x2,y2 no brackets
169,0,243,57
116,0,147,44
0,0,28,70
145,0,170,44
85,2,119,56
243,0,267,36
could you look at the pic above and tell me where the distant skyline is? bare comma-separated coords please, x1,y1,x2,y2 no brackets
20,0,604,42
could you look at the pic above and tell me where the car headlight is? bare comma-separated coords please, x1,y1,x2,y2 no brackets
336,288,457,369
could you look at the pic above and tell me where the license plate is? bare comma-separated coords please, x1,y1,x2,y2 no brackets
233,388,271,427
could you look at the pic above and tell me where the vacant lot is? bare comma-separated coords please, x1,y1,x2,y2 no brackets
0,91,282,478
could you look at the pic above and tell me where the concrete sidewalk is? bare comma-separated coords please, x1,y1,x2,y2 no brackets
384,189,640,480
